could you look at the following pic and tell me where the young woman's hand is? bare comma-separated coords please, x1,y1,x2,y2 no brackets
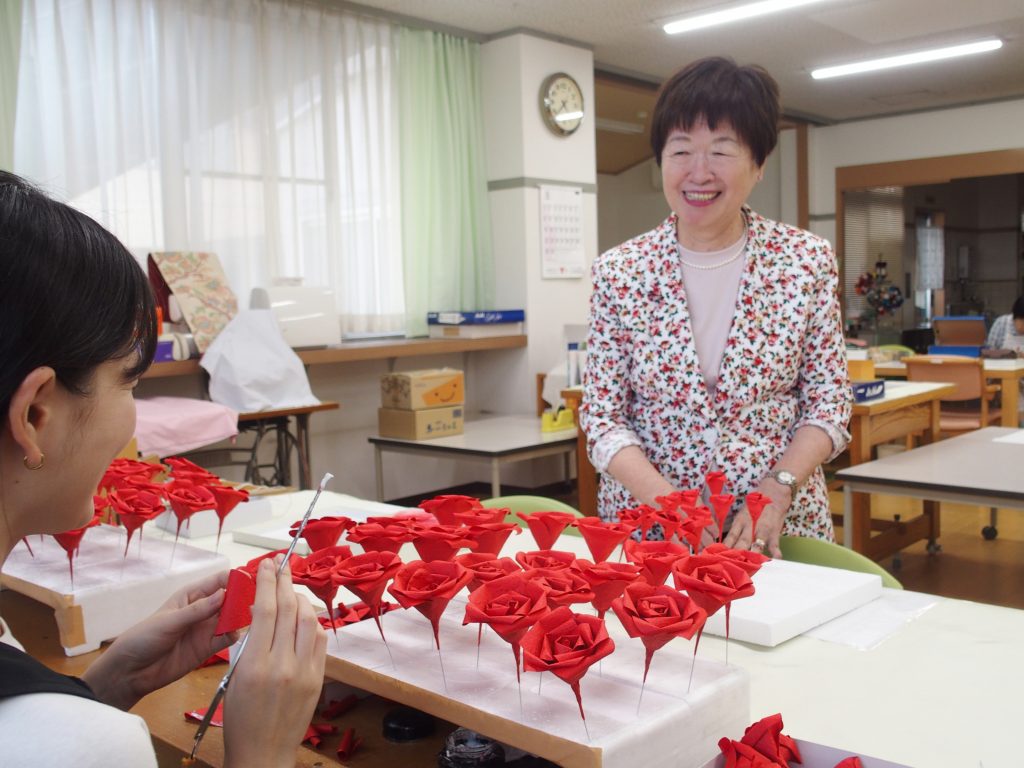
83,571,237,711
223,556,327,768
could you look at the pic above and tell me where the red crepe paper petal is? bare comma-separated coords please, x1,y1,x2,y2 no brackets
418,494,481,525
833,758,864,768
623,540,689,586
717,737,779,768
412,524,478,562
515,549,577,572
215,569,257,635
454,506,508,526
709,494,735,542
184,702,224,727
336,727,363,760
526,568,595,608
572,559,641,618
739,712,803,766
456,554,521,592
702,543,770,575
574,517,635,563
618,504,657,540
463,522,520,556
516,511,577,550
672,554,755,617
302,722,339,748
197,647,231,669
705,471,727,497
290,515,351,552
321,694,359,720
387,560,472,649
680,505,714,550
744,492,771,538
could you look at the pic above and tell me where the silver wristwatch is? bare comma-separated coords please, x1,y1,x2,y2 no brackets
770,469,799,495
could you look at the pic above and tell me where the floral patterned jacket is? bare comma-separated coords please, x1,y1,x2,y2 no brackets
581,209,852,540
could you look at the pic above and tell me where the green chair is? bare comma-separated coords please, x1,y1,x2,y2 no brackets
779,535,903,589
875,343,916,360
481,495,583,537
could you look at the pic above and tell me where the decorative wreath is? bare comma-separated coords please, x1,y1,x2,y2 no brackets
855,268,903,320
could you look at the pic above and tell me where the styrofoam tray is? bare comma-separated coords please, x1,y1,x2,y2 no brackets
702,738,910,767
2,526,228,655
154,496,273,539
324,596,750,768
702,559,882,646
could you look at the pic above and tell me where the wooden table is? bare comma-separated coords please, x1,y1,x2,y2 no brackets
875,358,1024,427
844,381,956,560
838,427,1024,548
368,415,576,501
560,388,598,517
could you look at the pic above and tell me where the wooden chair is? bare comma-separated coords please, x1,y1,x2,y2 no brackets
903,355,1001,436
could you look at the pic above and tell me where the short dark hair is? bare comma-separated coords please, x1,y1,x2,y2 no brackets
1013,296,1024,319
650,56,780,167
0,171,157,416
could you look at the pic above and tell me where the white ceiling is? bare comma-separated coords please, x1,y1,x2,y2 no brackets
349,0,1024,123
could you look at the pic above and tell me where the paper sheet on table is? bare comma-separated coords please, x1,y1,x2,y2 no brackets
992,429,1024,444
201,310,319,412
803,589,937,650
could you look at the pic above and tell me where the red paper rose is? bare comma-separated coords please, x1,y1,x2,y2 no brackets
521,606,615,721
623,540,689,586
463,522,520,556
717,738,779,768
705,471,728,496
453,506,508,526
709,493,736,542
648,499,685,541
463,572,550,679
52,513,103,579
744,492,771,537
290,515,352,552
618,504,657,539
108,489,165,555
291,545,354,620
525,568,595,607
515,510,577,550
411,523,477,561
455,553,521,591
332,550,403,640
702,543,770,575
834,758,864,768
346,520,416,553
387,559,472,648
418,494,481,525
573,517,635,563
572,559,641,618
208,484,250,540
672,553,755,621
165,483,216,538
611,581,706,682
98,457,163,492
514,549,576,572
739,713,802,767
680,504,713,550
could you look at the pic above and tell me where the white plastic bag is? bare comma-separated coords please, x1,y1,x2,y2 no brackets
200,310,320,412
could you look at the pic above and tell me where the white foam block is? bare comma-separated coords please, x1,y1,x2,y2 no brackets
702,559,882,647
2,526,229,655
154,496,273,539
326,597,750,768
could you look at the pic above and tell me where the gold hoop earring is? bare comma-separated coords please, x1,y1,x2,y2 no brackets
23,453,45,471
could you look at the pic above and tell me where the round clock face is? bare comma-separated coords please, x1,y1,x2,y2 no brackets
540,73,584,136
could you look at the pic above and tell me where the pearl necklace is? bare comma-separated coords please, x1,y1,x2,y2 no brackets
678,245,746,271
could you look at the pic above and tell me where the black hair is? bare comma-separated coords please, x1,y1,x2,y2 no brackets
0,171,157,416
1013,296,1024,319
651,56,780,167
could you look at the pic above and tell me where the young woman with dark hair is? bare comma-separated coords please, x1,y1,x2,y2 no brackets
0,171,326,766
582,57,852,558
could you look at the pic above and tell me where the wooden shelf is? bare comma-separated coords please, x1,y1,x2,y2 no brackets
142,334,527,379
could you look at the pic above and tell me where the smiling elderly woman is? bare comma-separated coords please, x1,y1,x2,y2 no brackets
581,57,852,558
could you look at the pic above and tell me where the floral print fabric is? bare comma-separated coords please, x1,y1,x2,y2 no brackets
581,209,852,540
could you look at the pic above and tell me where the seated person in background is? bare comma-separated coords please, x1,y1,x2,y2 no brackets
0,171,326,768
986,296,1024,355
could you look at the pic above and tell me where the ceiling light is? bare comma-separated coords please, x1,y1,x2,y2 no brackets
812,38,1003,80
663,0,832,35
595,117,645,135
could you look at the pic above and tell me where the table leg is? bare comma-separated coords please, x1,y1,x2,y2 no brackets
374,446,385,501
999,374,1020,427
843,485,853,549
847,414,873,554
490,459,501,500
296,414,312,490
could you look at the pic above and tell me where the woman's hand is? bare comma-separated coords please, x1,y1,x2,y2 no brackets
82,571,238,711
722,480,790,559
223,556,327,768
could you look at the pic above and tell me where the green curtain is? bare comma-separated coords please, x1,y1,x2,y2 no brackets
0,0,22,170
396,27,494,337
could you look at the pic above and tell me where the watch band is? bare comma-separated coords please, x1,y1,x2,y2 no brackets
770,469,799,494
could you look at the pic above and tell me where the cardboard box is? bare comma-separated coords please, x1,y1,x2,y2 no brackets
378,405,464,439
380,369,464,410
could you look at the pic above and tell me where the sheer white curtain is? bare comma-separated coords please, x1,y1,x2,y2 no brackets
14,0,405,335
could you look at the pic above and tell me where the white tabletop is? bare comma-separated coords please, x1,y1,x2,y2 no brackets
854,379,953,408
188,491,1023,768
368,415,576,455
876,358,1024,375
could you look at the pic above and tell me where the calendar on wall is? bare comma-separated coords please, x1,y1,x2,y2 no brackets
539,184,585,279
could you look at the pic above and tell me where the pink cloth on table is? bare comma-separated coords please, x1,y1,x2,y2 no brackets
134,397,239,457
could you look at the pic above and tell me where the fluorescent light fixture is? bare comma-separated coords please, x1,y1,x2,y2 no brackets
555,111,584,122
663,0,831,35
812,38,1003,79
595,117,645,135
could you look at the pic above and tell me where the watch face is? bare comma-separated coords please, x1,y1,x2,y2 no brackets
775,470,797,487
540,73,584,136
